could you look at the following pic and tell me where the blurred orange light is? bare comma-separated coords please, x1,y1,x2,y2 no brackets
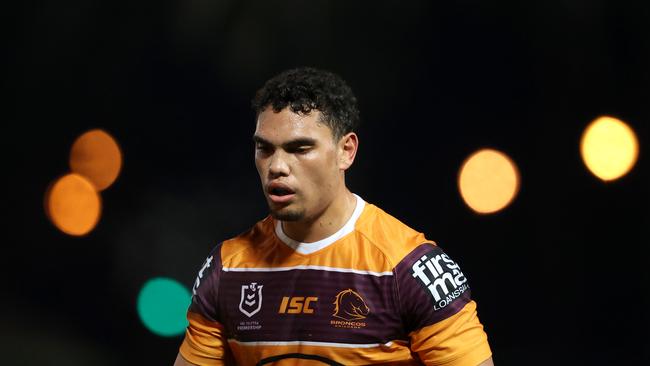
45,173,102,236
458,149,520,214
69,129,122,191
580,116,639,182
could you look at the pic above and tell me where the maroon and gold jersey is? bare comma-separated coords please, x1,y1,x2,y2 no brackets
180,195,491,365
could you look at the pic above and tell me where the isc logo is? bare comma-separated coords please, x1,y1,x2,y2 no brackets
278,296,318,314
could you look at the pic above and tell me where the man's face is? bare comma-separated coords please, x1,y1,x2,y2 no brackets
253,107,343,222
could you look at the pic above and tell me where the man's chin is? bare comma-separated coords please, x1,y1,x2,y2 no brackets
270,208,304,222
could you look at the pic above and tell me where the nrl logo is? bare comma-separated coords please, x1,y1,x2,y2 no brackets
239,282,263,317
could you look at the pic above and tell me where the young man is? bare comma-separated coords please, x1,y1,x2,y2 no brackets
174,67,494,365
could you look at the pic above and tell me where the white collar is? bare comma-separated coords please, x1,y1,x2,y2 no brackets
275,194,365,255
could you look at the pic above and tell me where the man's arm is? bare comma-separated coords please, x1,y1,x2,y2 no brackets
176,243,231,365
177,312,231,366
478,357,494,366
174,353,195,366
408,301,493,366
397,243,493,365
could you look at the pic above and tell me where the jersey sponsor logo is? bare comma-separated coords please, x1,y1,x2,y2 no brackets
278,296,318,314
330,289,369,329
192,255,213,296
411,247,469,310
239,282,263,317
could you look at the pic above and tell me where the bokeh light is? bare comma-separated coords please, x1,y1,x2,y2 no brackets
458,148,520,214
580,116,639,182
137,277,191,337
69,129,122,191
45,173,102,236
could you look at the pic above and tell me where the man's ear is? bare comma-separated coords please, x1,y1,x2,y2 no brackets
338,132,359,171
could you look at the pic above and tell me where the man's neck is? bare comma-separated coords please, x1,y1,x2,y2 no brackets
281,190,357,243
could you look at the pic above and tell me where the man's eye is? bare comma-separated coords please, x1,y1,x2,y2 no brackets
256,144,272,153
292,146,311,154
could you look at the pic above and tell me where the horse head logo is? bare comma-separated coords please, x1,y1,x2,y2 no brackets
332,289,370,321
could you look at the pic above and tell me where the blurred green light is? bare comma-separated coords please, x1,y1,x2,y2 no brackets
137,277,190,337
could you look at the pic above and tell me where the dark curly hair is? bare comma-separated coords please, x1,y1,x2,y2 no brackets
251,67,360,141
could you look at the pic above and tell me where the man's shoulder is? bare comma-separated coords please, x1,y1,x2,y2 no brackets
356,203,433,267
218,215,276,262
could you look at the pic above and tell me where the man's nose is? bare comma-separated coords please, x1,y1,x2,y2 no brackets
268,151,290,178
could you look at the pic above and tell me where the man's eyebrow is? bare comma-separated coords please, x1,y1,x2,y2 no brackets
283,138,317,147
252,136,317,147
252,135,270,144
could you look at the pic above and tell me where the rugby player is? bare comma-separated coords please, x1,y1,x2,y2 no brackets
174,67,494,366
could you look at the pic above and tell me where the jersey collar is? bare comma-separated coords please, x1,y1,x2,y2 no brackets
275,194,366,255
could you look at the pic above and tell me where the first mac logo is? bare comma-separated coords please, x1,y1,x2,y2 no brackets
411,247,469,310
239,282,263,317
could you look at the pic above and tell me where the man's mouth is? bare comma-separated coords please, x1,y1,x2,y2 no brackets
267,183,296,203
270,187,293,196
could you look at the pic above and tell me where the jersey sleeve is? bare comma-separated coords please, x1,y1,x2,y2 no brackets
395,243,492,366
179,243,233,365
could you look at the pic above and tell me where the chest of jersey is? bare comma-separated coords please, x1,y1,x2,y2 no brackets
217,267,406,345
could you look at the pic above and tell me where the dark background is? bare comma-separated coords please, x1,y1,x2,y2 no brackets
6,0,649,365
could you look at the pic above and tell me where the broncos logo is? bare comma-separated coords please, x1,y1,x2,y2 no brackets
332,289,370,321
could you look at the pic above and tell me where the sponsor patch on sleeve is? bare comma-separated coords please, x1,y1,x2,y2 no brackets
191,243,222,300
409,246,470,311
188,244,223,323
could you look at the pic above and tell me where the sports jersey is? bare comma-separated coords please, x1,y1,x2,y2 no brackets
179,194,491,365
